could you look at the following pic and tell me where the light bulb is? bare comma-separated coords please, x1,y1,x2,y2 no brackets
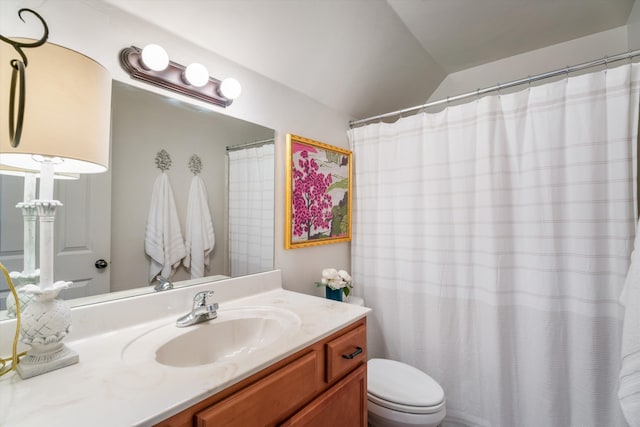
140,44,169,72
220,78,242,99
184,63,209,87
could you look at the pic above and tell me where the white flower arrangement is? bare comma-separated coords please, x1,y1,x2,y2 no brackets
315,268,353,297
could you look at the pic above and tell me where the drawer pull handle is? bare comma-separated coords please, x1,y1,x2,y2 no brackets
342,346,363,359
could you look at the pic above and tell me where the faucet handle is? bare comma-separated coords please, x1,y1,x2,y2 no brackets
154,275,173,292
193,290,215,307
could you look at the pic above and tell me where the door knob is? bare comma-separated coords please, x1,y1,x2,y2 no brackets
95,259,109,269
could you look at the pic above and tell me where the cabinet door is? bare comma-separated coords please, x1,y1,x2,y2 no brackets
281,364,367,427
196,350,322,427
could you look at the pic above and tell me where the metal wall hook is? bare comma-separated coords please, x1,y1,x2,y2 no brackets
188,154,202,175
1,8,49,148
155,149,172,172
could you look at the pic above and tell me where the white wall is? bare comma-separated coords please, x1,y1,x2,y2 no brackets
628,0,640,49
428,26,629,103
1,0,352,297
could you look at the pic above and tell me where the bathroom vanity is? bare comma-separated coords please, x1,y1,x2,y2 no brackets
157,318,367,427
0,270,370,427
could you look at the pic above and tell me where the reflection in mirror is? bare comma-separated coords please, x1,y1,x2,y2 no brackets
0,81,275,316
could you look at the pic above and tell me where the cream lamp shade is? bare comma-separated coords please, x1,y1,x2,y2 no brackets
0,39,111,174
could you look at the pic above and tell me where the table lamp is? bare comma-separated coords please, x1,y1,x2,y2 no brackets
0,12,111,378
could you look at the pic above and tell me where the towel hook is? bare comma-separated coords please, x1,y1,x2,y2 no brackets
189,154,202,175
155,149,172,172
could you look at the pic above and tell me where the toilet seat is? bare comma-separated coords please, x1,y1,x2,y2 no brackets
368,393,445,415
368,358,445,415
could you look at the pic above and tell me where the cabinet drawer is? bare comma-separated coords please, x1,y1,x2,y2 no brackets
196,350,322,427
325,324,366,383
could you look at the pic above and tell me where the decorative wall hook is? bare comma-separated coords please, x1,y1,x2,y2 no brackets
155,149,172,172
0,8,49,148
188,154,202,175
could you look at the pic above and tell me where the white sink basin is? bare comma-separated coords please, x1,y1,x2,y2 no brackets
122,306,301,367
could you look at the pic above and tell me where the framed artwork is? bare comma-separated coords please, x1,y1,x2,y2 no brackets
285,134,352,249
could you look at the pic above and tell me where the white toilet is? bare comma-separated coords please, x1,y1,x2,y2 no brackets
348,297,446,427
367,358,446,427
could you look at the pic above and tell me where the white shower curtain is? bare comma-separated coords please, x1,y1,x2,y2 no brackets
228,143,275,277
349,64,640,427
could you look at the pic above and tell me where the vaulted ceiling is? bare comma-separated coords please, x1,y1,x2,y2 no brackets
104,0,635,120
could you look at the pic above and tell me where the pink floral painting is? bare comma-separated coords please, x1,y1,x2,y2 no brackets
286,135,351,248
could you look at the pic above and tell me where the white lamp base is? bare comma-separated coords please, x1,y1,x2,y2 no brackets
17,281,78,379
6,270,40,318
16,343,79,379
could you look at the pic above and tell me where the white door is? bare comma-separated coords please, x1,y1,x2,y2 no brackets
0,171,111,307
55,171,111,300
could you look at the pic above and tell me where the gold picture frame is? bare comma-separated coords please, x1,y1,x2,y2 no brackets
285,134,352,249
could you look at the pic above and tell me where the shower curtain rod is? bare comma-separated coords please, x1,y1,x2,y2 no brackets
349,48,640,128
225,138,274,152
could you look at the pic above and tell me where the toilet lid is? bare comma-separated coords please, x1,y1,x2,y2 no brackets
368,358,445,411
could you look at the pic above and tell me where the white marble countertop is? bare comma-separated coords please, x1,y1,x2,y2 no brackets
0,271,370,427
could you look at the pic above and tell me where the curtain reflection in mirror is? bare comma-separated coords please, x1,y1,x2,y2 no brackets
227,141,275,276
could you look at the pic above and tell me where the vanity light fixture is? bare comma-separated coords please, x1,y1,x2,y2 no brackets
120,45,241,107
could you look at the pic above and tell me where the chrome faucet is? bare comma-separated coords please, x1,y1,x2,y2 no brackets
176,290,218,327
154,275,173,292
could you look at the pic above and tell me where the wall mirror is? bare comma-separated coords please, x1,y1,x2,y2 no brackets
0,80,275,317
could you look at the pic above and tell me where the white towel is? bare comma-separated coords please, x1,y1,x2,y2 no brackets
183,175,215,279
619,218,640,427
144,173,187,282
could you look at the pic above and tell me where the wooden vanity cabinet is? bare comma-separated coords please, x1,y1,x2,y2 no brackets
154,318,367,427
